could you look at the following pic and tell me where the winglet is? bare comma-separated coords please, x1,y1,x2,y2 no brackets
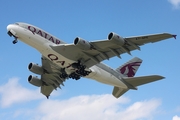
172,35,177,39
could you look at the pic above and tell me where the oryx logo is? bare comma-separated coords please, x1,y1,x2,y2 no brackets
120,62,142,77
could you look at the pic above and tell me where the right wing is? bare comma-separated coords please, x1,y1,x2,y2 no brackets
40,56,66,98
51,33,176,68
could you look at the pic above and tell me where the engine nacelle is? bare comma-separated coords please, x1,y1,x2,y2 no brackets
74,37,92,50
108,32,125,46
28,75,42,87
28,63,44,75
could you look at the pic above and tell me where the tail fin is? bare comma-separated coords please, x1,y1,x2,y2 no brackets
116,57,142,77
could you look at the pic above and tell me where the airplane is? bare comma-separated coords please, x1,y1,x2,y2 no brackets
7,22,177,99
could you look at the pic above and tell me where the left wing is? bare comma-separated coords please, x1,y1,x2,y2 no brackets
51,33,176,68
40,56,66,98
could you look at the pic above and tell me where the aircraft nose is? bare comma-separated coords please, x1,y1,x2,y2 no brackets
7,24,14,31
7,24,19,38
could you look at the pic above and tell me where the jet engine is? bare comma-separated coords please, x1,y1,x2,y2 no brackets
28,75,42,87
74,37,92,50
108,32,125,46
28,63,44,75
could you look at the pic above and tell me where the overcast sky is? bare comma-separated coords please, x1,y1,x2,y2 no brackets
0,0,180,120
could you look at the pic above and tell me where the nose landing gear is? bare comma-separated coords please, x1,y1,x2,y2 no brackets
12,37,18,44
7,31,18,44
7,31,13,37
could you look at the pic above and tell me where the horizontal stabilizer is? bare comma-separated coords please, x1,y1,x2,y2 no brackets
123,75,165,87
112,87,128,98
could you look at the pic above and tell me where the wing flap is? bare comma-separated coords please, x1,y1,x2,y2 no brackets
123,75,165,87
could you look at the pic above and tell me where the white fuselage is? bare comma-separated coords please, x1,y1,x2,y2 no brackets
7,23,127,88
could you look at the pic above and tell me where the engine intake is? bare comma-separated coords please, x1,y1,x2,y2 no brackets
108,32,125,46
74,37,92,50
28,63,44,75
28,75,42,87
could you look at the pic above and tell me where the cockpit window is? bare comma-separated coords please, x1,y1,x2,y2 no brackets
15,23,19,25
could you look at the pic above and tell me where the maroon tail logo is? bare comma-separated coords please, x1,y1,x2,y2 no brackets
120,62,142,77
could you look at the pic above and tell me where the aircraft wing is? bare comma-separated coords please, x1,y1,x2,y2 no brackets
40,56,66,98
51,33,175,68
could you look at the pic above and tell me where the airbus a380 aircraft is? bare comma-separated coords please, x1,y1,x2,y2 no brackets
7,22,176,99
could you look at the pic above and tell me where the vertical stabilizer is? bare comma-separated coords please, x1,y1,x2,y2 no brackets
116,57,142,77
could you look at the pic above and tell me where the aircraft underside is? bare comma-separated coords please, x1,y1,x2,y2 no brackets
6,22,176,98
8,30,91,80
